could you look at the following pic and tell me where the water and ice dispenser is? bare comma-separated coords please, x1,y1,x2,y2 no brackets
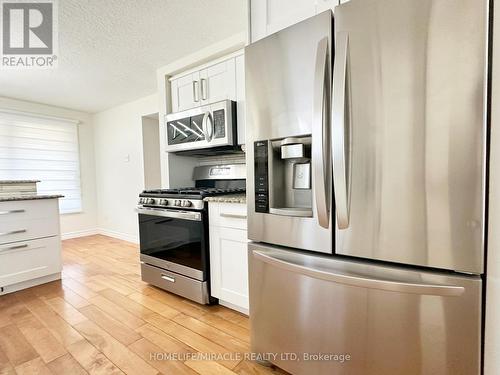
254,137,313,217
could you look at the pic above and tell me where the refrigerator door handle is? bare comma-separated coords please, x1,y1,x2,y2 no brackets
253,250,465,297
312,37,330,229
332,32,351,229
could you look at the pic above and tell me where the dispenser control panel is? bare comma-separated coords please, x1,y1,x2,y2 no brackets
254,141,269,213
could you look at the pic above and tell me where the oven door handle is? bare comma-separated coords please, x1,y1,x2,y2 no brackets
136,207,202,221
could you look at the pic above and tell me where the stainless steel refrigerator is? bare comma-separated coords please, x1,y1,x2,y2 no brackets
245,1,489,374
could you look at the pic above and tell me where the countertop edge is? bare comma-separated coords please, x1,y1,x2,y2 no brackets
0,180,40,184
0,194,64,202
204,194,246,204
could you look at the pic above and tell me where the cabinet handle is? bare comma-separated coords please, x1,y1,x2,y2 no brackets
220,213,247,220
0,244,28,252
161,275,175,283
201,78,207,100
193,81,200,102
0,209,25,215
0,229,27,236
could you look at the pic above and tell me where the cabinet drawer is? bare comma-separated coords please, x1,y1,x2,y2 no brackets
0,236,62,287
0,199,60,244
0,199,59,222
0,216,59,244
209,202,247,230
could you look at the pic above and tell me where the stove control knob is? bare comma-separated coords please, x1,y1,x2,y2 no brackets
146,198,155,204
160,199,168,206
174,200,181,207
139,198,143,204
181,200,192,207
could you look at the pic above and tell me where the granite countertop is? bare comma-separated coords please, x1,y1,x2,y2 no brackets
204,194,246,204
0,180,40,184
0,194,64,202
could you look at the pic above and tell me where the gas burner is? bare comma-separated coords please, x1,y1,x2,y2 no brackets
141,187,246,198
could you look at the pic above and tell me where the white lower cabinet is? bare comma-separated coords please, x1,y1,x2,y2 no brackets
0,198,62,295
209,202,249,314
0,236,61,288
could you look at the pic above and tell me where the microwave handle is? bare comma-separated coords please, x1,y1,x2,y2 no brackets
202,112,214,142
312,37,331,229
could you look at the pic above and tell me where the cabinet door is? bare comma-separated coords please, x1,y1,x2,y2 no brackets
316,0,339,13
235,54,245,145
200,58,236,105
171,72,201,112
0,236,61,288
251,0,316,42
210,225,249,310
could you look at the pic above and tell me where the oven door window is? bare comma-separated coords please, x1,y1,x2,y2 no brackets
139,214,204,271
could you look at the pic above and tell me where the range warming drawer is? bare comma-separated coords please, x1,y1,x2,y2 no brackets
248,242,482,375
141,263,210,305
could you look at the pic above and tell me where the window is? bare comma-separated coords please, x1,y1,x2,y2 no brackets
0,109,82,214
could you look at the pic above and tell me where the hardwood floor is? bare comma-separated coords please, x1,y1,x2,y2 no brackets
0,235,287,375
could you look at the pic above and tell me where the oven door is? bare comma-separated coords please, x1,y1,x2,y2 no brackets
137,207,208,281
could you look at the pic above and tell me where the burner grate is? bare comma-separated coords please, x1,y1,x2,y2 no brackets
141,187,245,198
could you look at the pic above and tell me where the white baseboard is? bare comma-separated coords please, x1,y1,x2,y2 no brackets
97,228,139,244
61,228,138,244
61,228,99,240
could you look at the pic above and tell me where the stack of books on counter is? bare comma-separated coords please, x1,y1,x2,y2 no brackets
0,180,39,197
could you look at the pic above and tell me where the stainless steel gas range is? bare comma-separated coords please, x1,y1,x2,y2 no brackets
137,164,245,304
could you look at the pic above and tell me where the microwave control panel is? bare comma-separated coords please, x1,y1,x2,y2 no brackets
254,141,269,213
213,109,226,139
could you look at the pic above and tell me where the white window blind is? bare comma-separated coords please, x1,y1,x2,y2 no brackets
0,109,82,214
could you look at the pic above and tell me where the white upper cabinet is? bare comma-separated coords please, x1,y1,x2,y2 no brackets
169,52,246,145
316,0,339,13
250,0,339,42
199,59,236,105
171,72,201,112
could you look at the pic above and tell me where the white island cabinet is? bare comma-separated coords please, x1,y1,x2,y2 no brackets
208,200,249,314
0,198,62,295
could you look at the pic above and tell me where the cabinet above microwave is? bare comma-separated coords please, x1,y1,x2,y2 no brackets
169,53,245,146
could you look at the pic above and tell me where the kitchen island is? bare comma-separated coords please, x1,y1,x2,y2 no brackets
0,180,63,295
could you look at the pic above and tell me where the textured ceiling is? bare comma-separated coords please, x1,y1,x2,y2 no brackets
0,0,247,113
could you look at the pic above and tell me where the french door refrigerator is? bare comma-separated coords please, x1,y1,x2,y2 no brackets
245,1,489,375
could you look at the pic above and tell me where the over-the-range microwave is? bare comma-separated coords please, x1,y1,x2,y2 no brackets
164,100,238,154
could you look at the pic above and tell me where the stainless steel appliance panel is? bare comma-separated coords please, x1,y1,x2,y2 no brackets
165,100,236,153
249,243,482,375
245,11,333,253
141,263,210,304
333,0,488,273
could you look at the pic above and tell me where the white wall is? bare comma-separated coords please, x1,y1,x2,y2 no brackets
93,93,158,243
142,115,162,189
0,96,98,238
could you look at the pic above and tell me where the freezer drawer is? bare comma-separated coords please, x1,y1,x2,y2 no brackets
248,243,482,375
